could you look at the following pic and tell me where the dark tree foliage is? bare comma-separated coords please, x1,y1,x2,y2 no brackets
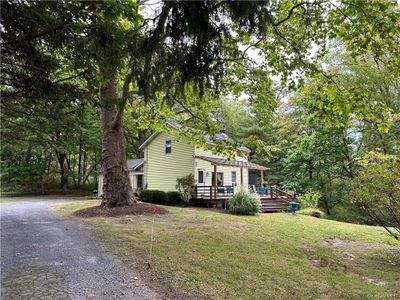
1,0,399,207
1,1,100,192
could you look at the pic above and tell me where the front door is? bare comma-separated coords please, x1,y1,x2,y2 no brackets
248,170,257,186
212,172,224,186
137,175,143,188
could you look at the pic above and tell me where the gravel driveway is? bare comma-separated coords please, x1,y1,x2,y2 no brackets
0,196,161,300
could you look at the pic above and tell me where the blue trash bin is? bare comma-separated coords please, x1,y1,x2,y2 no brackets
290,201,299,215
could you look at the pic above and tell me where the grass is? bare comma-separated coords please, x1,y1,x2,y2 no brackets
0,199,14,205
56,201,400,300
298,208,325,218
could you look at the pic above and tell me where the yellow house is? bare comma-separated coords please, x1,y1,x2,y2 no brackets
99,128,267,199
97,159,144,197
97,127,296,212
138,127,267,202
98,121,268,198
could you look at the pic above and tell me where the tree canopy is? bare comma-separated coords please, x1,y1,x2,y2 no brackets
1,0,399,211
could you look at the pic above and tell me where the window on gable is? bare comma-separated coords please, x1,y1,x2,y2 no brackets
165,140,172,154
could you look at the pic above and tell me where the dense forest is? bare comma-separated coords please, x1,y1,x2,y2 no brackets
2,46,399,223
1,1,399,231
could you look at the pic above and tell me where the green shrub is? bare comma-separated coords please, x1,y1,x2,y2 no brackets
298,191,320,209
298,208,325,218
329,203,372,225
139,190,167,204
351,152,400,239
166,191,182,205
228,192,260,215
176,173,195,203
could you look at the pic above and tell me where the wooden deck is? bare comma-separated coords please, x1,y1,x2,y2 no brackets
190,185,233,208
190,185,294,212
258,196,291,212
259,186,293,212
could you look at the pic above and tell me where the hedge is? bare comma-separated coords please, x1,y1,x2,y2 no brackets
166,191,182,205
138,190,167,205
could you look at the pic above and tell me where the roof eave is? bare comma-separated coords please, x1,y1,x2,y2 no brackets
139,122,181,149
195,155,268,170
139,132,159,149
132,161,144,170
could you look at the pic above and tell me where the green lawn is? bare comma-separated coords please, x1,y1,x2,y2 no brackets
0,199,14,205
56,201,400,300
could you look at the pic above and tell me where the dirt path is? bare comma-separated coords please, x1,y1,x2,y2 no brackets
0,196,161,300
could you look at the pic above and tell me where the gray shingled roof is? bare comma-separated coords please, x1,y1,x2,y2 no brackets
98,159,143,173
127,159,144,170
195,155,268,170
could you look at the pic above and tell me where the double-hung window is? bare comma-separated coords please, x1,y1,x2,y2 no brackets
232,171,237,186
198,170,205,185
165,140,172,154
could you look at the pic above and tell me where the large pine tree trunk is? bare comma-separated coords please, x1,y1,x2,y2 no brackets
99,68,136,207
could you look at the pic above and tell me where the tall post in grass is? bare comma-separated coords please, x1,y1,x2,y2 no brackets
148,207,157,268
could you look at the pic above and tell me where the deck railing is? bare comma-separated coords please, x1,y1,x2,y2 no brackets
192,185,235,200
192,185,295,201
250,185,293,198
191,185,296,211
269,185,293,200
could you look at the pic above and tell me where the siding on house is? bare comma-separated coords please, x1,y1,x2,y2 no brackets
99,132,255,196
194,146,249,190
130,172,140,190
194,158,248,189
98,171,143,197
144,132,195,191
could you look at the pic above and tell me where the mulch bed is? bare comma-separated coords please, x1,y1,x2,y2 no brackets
73,202,169,218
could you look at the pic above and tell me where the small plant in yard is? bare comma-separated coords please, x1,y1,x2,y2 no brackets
176,173,195,203
228,192,260,215
298,191,320,209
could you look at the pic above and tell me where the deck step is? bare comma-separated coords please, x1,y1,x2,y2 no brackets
267,203,290,206
261,202,289,204
261,205,290,209
259,197,290,212
261,207,289,209
261,201,289,204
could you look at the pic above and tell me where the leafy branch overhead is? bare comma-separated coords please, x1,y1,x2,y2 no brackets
2,1,399,128
1,0,399,207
